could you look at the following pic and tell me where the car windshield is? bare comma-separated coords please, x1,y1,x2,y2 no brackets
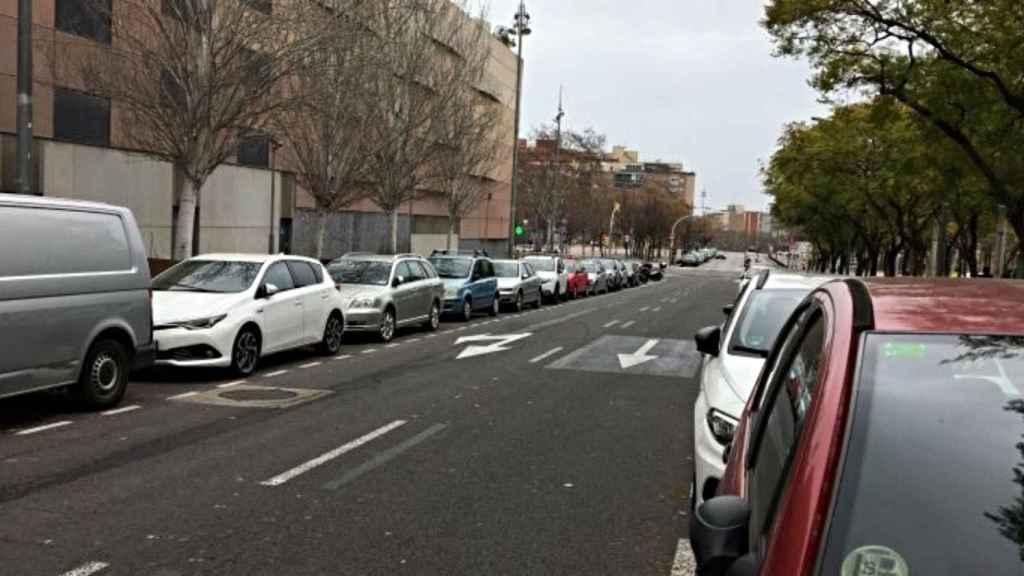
580,260,598,271
493,262,519,278
327,260,391,286
153,260,261,293
727,289,808,356
524,258,555,272
430,257,472,279
820,333,1024,575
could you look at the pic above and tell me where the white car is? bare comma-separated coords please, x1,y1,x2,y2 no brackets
691,269,829,506
522,255,568,301
152,254,345,375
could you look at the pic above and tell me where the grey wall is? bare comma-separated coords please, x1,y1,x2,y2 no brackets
292,209,412,259
459,238,509,257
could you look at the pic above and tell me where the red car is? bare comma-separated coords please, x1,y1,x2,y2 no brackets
564,259,590,299
690,278,1024,576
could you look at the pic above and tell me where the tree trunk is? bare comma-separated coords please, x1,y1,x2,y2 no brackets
315,209,328,260
446,217,456,251
174,179,200,260
389,209,399,254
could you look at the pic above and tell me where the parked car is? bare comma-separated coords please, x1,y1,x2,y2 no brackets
691,278,1024,576
493,259,543,312
690,269,829,507
641,261,663,281
564,259,590,298
0,194,153,409
327,253,444,342
679,251,702,267
153,254,344,376
600,258,623,291
522,255,569,302
428,251,500,321
579,259,609,295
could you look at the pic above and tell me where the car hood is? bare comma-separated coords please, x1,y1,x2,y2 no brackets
440,278,469,290
152,291,249,324
534,270,557,281
702,352,767,416
497,277,521,290
336,284,388,300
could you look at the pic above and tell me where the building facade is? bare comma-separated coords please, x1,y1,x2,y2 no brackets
0,0,516,260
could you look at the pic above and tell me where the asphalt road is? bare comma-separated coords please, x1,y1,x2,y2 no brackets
0,254,748,576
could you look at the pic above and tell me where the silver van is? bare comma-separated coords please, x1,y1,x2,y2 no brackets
0,194,153,408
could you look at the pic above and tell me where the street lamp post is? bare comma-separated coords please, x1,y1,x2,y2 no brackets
499,2,531,258
668,213,700,262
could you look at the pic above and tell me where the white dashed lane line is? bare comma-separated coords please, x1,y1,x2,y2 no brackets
621,320,636,329
639,306,650,312
217,380,246,389
652,306,662,313
263,370,289,378
386,343,400,349
15,421,73,436
670,539,696,576
299,361,322,369
334,354,352,361
602,320,620,328
529,347,564,364
167,391,199,400
101,404,140,416
58,561,110,576
362,349,378,355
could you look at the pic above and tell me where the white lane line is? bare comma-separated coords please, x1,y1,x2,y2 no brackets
602,320,620,328
660,298,670,303
670,539,696,576
15,421,73,436
362,349,378,355
670,298,679,304
217,380,247,388
529,347,564,364
639,306,650,312
322,423,447,491
386,343,400,349
621,320,636,329
167,391,199,400
652,306,662,312
334,354,352,360
407,338,421,343
299,361,322,369
101,404,140,416
59,561,110,576
260,420,407,486
425,333,437,338
263,370,288,378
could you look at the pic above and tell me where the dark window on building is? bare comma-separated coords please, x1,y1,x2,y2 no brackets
56,0,111,44
238,132,271,167
54,87,111,147
160,69,186,110
241,48,273,93
241,0,272,15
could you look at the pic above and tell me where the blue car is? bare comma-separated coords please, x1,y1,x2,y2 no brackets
428,252,500,321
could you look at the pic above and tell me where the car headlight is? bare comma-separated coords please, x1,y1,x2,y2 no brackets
706,408,738,445
444,286,460,299
349,296,381,309
160,314,227,331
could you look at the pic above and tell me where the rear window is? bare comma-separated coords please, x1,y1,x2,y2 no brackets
494,262,518,277
0,206,131,277
524,257,555,272
728,289,808,356
328,260,391,286
430,257,472,279
286,261,318,287
819,333,1024,575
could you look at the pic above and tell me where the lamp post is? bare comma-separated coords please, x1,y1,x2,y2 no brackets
668,213,701,262
498,2,531,257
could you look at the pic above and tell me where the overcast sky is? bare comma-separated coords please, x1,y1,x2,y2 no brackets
475,0,827,211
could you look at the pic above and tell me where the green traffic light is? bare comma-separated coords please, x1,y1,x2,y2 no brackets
514,225,525,236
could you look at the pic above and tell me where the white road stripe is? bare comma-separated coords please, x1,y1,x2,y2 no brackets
621,320,636,329
362,349,377,355
101,404,140,416
167,391,199,400
529,347,564,364
670,298,679,304
334,354,352,360
59,561,110,576
260,420,407,486
661,298,670,303
425,333,437,338
407,338,421,343
263,370,288,378
670,539,696,576
639,306,650,312
386,343,400,349
217,380,246,388
603,320,620,328
652,306,662,312
299,361,322,369
15,421,73,435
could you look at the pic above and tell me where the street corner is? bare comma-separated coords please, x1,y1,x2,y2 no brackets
545,335,701,378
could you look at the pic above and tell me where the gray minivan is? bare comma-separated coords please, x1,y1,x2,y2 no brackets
0,193,153,408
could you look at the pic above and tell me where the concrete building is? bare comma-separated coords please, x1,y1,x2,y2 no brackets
0,0,516,259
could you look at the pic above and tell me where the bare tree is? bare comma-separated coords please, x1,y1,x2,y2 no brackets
360,0,485,253
273,1,377,259
63,0,320,259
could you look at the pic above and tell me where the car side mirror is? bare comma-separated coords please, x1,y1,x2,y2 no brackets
689,496,751,576
695,325,722,357
258,283,279,299
522,272,530,280
392,276,404,288
722,304,734,316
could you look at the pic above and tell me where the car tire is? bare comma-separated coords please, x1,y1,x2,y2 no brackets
488,294,500,316
74,338,129,409
424,301,441,331
231,326,261,377
515,291,524,313
379,308,396,342
461,298,473,322
319,312,344,355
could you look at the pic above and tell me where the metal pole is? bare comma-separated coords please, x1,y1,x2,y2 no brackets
996,204,1008,277
15,0,34,194
507,15,525,257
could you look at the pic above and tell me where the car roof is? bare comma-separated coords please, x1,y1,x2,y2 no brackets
760,271,832,291
0,192,129,214
333,254,401,263
858,278,1024,334
194,253,320,264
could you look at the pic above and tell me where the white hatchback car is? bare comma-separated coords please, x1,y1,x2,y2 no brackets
152,254,345,375
522,255,568,301
691,269,829,506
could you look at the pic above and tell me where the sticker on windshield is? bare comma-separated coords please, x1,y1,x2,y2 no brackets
882,342,926,359
841,545,909,576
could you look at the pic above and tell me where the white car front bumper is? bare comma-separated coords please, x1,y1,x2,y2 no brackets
693,389,728,506
154,321,238,368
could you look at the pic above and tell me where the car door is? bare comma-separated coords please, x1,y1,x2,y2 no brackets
407,260,432,319
392,260,418,324
468,260,485,308
286,260,326,343
258,261,303,353
522,262,539,301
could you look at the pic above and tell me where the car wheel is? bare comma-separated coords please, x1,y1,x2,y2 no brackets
319,312,344,355
489,294,500,316
379,308,396,342
462,298,473,322
515,291,524,313
74,338,129,409
424,301,441,331
231,326,261,377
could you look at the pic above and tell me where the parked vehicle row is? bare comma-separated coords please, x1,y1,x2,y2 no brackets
678,247,719,267
689,273,1024,575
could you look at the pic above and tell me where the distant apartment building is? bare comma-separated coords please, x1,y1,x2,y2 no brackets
0,0,517,258
605,145,696,210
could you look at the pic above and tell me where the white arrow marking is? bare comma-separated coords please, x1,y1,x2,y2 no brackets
455,333,532,359
618,339,659,369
